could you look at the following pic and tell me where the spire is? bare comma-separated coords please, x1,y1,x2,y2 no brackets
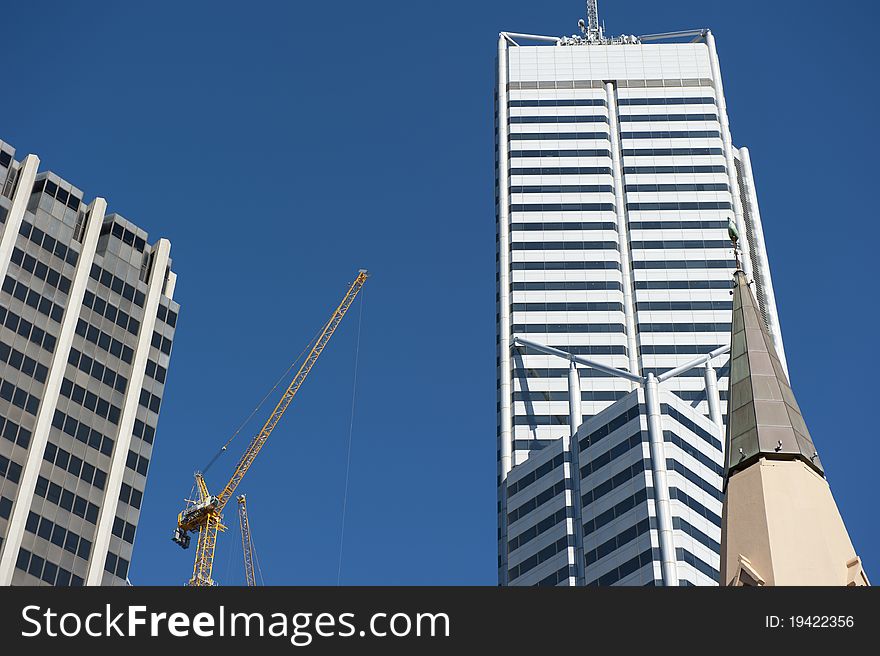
726,270,822,477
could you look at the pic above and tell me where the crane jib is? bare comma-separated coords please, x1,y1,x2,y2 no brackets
177,270,368,586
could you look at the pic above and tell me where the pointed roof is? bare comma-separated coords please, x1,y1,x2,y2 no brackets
726,270,823,477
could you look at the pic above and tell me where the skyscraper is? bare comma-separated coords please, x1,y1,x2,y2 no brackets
0,138,179,585
496,6,785,585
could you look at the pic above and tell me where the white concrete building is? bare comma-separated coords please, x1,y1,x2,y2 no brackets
0,139,178,585
496,8,785,586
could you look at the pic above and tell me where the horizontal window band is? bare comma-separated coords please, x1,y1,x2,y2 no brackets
509,98,607,107
511,166,612,175
510,149,612,158
511,185,613,193
509,133,609,141
511,261,621,270
511,221,617,231
622,148,722,156
631,259,734,269
511,281,623,291
512,302,624,312
623,165,726,174
630,239,731,249
510,115,609,124
628,220,729,230
622,131,720,140
511,241,619,250
627,202,731,211
634,279,731,289
508,79,714,90
512,323,626,333
618,97,716,106
511,203,616,212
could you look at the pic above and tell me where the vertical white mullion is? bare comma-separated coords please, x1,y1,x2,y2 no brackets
0,197,106,584
86,239,170,585
705,30,754,279
0,155,39,283
496,34,513,586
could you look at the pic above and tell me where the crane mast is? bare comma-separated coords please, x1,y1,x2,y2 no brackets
237,495,257,586
173,269,369,586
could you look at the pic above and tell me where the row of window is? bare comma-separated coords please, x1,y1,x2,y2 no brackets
0,415,31,449
3,275,65,323
668,487,721,527
511,261,620,271
675,389,729,403
513,415,571,426
629,220,729,230
509,98,606,107
156,303,178,329
582,458,649,508
510,148,611,159
622,130,720,140
25,510,91,560
82,289,140,336
640,343,725,355
580,432,643,480
511,240,620,251
16,547,84,586
511,281,623,291
637,321,731,333
664,404,723,451
664,431,723,476
673,516,720,552
511,438,557,452
627,202,731,211
68,347,127,394
144,359,168,385
75,318,135,364
59,378,122,425
511,221,617,231
516,344,627,357
509,479,567,525
578,402,642,449
44,441,108,490
623,148,723,157
104,551,129,580
0,340,48,384
139,389,162,414
632,260,733,270
626,183,728,193
510,132,609,141
536,564,577,587
0,305,58,352
667,458,722,501
126,449,150,476
512,302,623,312
119,482,143,510
31,178,82,211
512,323,625,333
511,203,617,213
619,97,716,106
509,506,568,554
89,264,146,307
676,547,719,580
112,516,136,543
34,475,100,525
101,220,147,253
620,113,718,122
623,165,725,174
19,219,79,267
0,378,41,415
510,166,612,175
511,115,608,124
585,547,656,586
507,452,565,497
508,535,569,582
51,409,115,458
512,367,616,379
585,516,653,567
583,488,650,537
635,281,731,292
11,246,72,295
133,418,156,445
511,184,613,193
1,452,22,483
151,331,173,355
635,300,732,311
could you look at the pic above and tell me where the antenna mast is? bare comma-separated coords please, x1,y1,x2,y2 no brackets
586,1,601,41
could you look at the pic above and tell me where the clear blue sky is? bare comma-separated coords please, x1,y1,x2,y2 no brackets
2,1,877,585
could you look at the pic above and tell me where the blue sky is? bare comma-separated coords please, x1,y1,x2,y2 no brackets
1,1,877,585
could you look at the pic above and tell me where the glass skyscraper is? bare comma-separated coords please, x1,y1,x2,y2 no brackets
0,139,178,585
495,15,785,585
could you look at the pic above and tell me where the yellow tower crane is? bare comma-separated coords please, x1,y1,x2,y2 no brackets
172,269,369,586
237,495,257,586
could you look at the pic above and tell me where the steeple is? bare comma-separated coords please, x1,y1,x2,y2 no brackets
720,269,869,586
726,269,821,477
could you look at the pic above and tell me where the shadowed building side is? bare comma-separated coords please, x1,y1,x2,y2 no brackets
719,269,868,586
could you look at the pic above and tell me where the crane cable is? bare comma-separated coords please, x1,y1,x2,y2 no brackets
336,288,365,585
201,319,330,475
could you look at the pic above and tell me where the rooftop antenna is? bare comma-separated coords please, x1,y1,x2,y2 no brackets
586,0,602,41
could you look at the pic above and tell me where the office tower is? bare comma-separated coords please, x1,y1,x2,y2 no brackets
0,139,179,585
496,5,785,585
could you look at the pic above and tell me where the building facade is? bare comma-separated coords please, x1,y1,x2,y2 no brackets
495,17,785,585
0,139,178,585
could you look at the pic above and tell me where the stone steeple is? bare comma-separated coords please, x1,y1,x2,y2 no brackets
720,270,869,586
